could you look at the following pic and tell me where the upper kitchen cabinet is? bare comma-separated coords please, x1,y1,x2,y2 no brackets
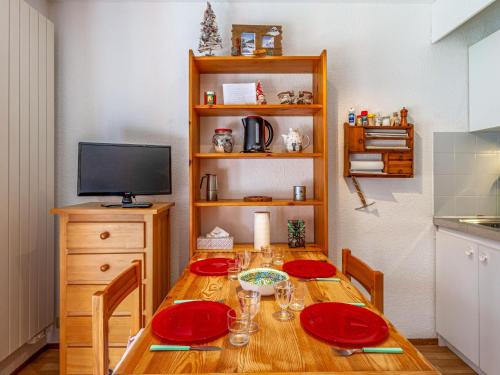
469,29,500,132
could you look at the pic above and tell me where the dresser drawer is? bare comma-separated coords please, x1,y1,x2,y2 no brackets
66,285,136,315
66,316,131,346
388,152,412,161
387,160,413,174
67,222,145,249
66,253,144,282
66,347,125,374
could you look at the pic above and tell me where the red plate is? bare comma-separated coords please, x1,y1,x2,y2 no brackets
190,258,233,276
282,259,336,278
300,302,389,348
152,301,233,344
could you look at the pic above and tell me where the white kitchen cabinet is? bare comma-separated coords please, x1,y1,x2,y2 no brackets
436,227,500,374
478,244,500,375
436,230,479,365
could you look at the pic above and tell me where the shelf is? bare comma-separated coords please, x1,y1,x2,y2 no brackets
194,243,323,253
194,152,323,159
193,55,322,74
349,173,413,178
365,136,409,140
193,104,322,116
194,199,323,207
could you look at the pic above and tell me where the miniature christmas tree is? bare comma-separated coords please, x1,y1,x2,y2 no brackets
256,80,267,104
198,2,222,56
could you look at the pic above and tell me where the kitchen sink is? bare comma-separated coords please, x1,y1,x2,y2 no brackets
459,218,500,228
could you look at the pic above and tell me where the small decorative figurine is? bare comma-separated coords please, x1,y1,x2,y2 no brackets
400,107,408,127
277,91,295,104
296,91,313,105
390,112,400,127
281,128,311,153
198,2,222,56
256,81,267,104
288,220,305,248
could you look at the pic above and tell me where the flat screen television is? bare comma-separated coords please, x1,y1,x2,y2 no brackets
78,142,171,207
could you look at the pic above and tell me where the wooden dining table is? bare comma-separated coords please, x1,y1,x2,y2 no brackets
114,250,439,375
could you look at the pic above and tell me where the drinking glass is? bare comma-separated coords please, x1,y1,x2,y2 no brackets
272,247,285,266
235,250,252,271
273,280,294,321
289,280,305,311
227,263,241,280
227,310,250,346
261,246,273,267
237,289,261,333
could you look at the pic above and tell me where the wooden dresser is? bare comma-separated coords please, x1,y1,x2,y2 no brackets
52,202,174,375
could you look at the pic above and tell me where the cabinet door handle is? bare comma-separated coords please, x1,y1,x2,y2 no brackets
100,264,110,272
479,254,488,263
465,249,474,256
100,231,110,240
358,139,363,144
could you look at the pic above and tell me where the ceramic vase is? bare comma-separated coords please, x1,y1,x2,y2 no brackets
254,211,270,250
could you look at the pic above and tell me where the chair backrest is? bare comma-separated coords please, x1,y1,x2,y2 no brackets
342,248,384,312
92,260,143,375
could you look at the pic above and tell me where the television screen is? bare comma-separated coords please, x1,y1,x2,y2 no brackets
78,142,172,196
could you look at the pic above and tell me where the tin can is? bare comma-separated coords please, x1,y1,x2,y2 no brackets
204,91,216,105
293,186,306,201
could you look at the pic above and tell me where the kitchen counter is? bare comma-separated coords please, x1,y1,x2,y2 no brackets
434,216,500,242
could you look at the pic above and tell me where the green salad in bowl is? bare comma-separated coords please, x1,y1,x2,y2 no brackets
238,268,289,296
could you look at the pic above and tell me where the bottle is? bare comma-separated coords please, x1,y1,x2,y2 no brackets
348,108,355,126
361,110,368,126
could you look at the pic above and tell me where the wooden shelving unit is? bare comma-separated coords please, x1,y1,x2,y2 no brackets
189,50,328,256
343,123,414,178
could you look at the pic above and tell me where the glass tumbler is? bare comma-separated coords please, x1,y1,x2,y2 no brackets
227,263,241,281
272,247,285,266
237,289,261,333
289,280,305,311
227,310,250,346
261,246,273,267
235,250,252,271
273,280,294,321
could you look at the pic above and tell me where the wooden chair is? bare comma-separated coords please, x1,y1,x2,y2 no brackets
92,260,143,375
342,248,384,312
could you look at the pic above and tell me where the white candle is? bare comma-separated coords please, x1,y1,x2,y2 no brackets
254,211,270,250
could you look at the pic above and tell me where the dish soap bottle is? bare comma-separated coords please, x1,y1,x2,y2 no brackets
348,108,355,126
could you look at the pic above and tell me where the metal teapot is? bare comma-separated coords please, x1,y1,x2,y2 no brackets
281,128,311,153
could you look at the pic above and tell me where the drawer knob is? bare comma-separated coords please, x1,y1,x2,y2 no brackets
100,231,110,240
479,254,488,263
100,264,110,272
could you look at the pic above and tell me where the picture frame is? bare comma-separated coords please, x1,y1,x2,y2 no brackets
232,24,283,56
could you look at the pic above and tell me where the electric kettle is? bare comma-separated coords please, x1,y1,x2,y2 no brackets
241,116,274,152
200,174,218,201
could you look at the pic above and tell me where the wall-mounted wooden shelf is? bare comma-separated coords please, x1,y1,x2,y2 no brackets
189,50,329,256
194,152,323,159
194,104,322,116
194,199,324,207
344,123,414,178
192,55,322,74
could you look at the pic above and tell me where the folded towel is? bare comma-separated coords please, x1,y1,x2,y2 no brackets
366,139,407,147
350,153,382,161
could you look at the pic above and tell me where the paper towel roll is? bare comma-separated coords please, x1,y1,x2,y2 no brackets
350,161,384,171
254,211,270,250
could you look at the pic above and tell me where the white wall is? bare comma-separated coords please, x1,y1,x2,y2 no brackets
49,0,496,338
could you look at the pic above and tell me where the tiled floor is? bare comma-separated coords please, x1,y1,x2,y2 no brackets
16,344,477,375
